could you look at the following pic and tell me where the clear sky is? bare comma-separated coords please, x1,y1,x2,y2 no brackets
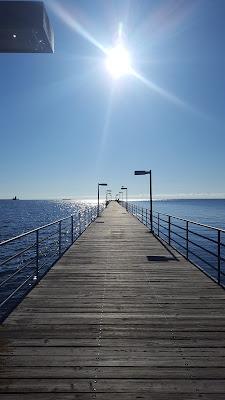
1,0,225,200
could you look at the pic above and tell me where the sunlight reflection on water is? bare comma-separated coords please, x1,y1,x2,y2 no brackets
0,199,102,242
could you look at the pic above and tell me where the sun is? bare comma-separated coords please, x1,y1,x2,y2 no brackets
105,43,132,79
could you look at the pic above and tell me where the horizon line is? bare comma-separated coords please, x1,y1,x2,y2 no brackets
1,194,225,201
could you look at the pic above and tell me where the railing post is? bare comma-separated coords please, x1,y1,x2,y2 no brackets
79,212,82,235
84,210,87,228
71,215,74,244
186,221,189,259
168,216,171,245
146,209,148,227
36,230,39,280
142,207,143,223
59,221,62,256
158,213,159,236
218,230,221,285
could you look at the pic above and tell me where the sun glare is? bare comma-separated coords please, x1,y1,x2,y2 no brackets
105,43,131,79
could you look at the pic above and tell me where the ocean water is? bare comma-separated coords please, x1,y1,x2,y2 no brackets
134,199,225,230
0,199,99,242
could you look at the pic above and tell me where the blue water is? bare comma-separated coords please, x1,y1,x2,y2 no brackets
0,199,98,242
1,199,224,242
134,199,225,230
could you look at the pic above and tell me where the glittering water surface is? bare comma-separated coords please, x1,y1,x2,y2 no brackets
0,199,99,242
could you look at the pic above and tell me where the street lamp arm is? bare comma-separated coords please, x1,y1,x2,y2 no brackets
134,169,153,233
97,182,108,216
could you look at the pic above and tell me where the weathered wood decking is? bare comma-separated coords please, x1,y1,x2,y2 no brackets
1,201,225,399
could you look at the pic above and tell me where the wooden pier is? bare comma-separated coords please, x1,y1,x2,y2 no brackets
1,201,225,399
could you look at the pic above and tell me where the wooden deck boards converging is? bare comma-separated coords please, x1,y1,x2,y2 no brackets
1,201,225,399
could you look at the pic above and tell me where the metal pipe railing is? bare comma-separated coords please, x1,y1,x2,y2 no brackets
123,202,225,288
0,203,105,321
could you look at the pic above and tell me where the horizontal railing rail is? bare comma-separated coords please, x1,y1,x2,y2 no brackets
122,201,225,288
0,203,105,322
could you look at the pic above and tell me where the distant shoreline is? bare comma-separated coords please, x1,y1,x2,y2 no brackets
0,198,225,202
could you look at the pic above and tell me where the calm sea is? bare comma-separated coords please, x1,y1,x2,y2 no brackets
134,198,225,229
1,199,224,242
0,199,98,242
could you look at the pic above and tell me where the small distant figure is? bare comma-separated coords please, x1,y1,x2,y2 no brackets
12,196,18,200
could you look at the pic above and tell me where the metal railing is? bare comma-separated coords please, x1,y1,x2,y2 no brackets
123,202,225,288
0,204,104,321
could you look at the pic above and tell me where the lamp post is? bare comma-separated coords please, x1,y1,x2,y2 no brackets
106,189,112,204
134,170,153,232
106,189,111,200
121,186,128,209
119,191,123,204
98,183,107,216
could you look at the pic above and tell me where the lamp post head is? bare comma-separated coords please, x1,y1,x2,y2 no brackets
99,183,107,186
134,170,150,175
121,186,127,190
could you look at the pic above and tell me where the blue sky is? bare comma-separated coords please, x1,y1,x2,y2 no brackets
1,0,225,199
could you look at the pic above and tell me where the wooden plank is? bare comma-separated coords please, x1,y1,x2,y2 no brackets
1,378,225,393
0,201,225,397
2,338,225,347
1,366,225,379
1,395,225,400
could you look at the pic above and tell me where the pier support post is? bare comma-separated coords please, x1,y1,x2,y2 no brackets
36,230,39,280
186,221,189,259
71,216,74,244
218,230,221,285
